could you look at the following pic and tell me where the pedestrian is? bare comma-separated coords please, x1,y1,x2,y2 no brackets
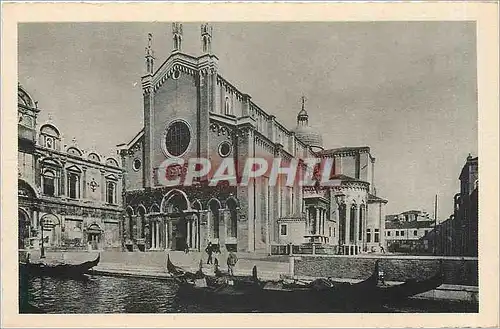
379,243,386,254
227,250,238,276
184,242,190,254
205,242,213,264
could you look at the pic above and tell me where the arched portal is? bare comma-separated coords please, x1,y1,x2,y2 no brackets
39,213,60,248
18,209,30,250
87,223,103,251
161,190,190,251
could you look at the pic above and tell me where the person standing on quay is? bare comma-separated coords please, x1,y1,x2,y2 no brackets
227,250,238,276
205,242,213,264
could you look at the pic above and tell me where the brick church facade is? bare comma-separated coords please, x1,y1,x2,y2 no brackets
118,23,388,254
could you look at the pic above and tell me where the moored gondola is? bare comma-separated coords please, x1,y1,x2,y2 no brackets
373,261,445,303
167,256,381,312
19,253,100,278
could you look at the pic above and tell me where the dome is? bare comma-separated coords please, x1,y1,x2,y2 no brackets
292,97,323,151
293,125,323,150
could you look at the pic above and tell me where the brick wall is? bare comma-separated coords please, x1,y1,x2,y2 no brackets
152,72,199,177
294,255,478,286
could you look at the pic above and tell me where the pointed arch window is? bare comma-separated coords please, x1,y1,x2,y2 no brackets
349,204,357,243
358,205,365,241
225,96,232,115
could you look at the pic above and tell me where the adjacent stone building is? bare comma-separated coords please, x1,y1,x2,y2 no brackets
18,84,123,251
423,155,478,256
118,24,388,255
384,210,435,253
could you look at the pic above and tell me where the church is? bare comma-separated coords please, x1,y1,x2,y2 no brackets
118,23,388,255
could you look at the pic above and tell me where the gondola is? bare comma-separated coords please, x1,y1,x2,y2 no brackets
373,261,445,303
19,253,100,278
167,255,380,312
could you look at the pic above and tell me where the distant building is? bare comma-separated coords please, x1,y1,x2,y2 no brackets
18,84,123,252
384,210,435,253
424,155,478,256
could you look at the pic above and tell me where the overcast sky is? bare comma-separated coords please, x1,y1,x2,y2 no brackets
18,22,477,220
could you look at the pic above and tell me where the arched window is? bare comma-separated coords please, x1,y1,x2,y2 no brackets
138,206,146,239
349,204,357,243
209,200,220,239
67,172,80,199
227,198,238,238
338,204,346,244
106,182,116,204
225,96,232,115
358,205,365,241
42,170,56,196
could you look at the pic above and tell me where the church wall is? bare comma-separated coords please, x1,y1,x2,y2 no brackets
235,130,252,252
340,155,357,178
359,152,370,182
122,139,144,191
215,81,245,117
151,72,199,180
208,121,235,171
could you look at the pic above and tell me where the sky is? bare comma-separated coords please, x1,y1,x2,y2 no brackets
18,22,478,221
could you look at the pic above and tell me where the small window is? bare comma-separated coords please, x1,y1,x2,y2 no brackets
366,229,371,243
387,231,391,237
374,229,380,243
218,142,232,158
280,224,287,236
413,230,418,236
46,137,54,149
401,230,405,236
133,159,141,171
424,230,429,235
329,227,332,237
396,231,400,236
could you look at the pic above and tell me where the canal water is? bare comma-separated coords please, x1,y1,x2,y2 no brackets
19,275,478,314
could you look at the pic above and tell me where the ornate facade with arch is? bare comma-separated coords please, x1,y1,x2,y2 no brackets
118,24,388,254
18,84,123,251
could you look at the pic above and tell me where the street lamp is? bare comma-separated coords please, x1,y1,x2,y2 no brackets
40,217,46,259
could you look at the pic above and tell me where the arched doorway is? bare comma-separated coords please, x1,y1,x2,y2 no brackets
18,209,30,250
87,224,103,250
161,190,190,251
39,213,60,248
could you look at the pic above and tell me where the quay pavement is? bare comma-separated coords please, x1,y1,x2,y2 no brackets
25,250,290,280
